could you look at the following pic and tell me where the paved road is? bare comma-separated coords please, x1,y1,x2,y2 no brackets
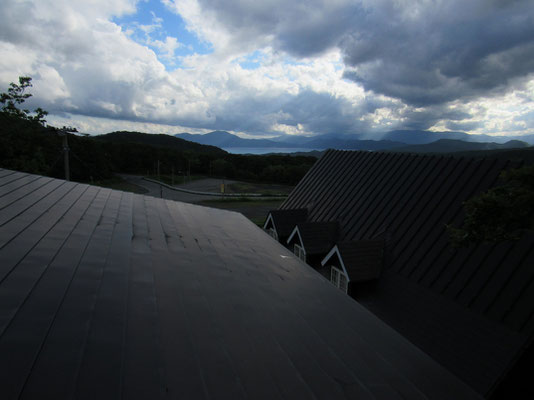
120,175,284,225
120,175,223,203
177,178,239,193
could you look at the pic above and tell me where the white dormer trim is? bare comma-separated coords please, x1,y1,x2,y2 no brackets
293,243,306,262
263,213,279,240
287,226,307,262
321,245,351,282
263,213,276,231
287,225,304,249
331,266,348,293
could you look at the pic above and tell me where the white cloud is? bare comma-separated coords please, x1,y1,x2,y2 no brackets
152,36,181,58
0,0,532,137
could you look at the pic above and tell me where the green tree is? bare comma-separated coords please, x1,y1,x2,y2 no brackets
0,76,48,125
448,164,534,246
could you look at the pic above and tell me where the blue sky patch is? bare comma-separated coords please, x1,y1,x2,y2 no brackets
237,50,265,70
112,0,212,69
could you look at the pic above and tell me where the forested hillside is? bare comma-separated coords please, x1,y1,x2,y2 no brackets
0,116,316,185
0,113,113,181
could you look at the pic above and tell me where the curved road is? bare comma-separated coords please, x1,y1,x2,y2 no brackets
120,175,224,203
120,175,285,224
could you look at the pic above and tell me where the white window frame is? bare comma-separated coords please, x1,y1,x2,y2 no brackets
293,243,306,262
266,227,278,240
330,266,348,293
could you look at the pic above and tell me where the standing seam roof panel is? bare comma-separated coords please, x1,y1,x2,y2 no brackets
349,154,436,244
327,152,390,237
326,152,392,236
271,150,533,396
428,159,509,295
0,187,113,399
304,151,359,222
310,151,371,223
72,191,134,400
341,153,408,241
355,154,428,241
470,235,534,317
281,149,337,210
0,168,486,399
20,190,123,398
0,173,42,200
0,184,95,337
350,153,412,239
407,157,483,283
393,157,461,276
487,244,534,326
0,183,90,282
0,175,54,211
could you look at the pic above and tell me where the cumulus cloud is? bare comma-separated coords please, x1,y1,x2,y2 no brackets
172,0,534,105
0,0,533,137
166,0,534,134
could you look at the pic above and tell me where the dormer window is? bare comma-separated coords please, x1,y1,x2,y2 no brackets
294,243,306,262
266,227,278,240
330,266,348,293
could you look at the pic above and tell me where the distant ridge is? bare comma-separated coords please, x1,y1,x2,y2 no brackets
175,131,407,151
176,131,281,148
175,130,534,152
96,131,226,154
389,139,530,153
381,130,534,145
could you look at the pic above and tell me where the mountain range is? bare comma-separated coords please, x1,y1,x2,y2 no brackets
96,131,225,154
174,130,533,152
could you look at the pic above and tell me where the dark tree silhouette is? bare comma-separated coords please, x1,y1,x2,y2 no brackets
448,164,534,245
0,76,48,124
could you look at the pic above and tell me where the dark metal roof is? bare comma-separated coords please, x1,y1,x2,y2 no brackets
279,150,534,396
264,208,308,238
323,240,384,282
0,168,480,399
288,221,339,255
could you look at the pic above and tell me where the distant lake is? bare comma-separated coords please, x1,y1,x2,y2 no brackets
222,147,322,154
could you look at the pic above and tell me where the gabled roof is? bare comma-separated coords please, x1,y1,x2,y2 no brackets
0,168,481,399
264,208,307,238
278,150,534,396
287,221,339,255
322,240,384,282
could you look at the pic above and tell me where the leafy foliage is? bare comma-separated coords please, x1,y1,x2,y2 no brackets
448,165,534,245
0,76,48,124
0,113,113,180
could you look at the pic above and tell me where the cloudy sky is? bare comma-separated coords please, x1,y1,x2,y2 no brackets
1,0,533,138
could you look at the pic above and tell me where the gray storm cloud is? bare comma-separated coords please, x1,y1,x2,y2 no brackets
1,0,533,136
196,0,534,106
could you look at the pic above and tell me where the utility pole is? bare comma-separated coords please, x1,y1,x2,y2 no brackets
59,130,70,181
188,159,191,181
157,159,160,182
